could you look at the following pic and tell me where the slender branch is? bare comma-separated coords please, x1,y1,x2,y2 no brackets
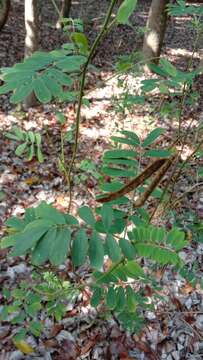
167,139,203,206
169,181,203,209
149,22,203,221
66,0,118,211
50,0,61,18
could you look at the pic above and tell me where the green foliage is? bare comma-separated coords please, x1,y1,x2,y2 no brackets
5,126,44,162
1,0,202,337
98,127,171,204
0,37,87,105
0,272,79,339
167,0,203,17
116,0,138,26
75,159,101,184
1,198,188,333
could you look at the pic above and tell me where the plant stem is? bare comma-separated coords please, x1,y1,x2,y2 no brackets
66,0,118,212
50,0,61,18
169,181,203,209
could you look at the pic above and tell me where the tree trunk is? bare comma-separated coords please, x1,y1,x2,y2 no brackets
56,0,72,29
143,0,170,71
61,0,72,18
24,0,39,108
0,0,11,31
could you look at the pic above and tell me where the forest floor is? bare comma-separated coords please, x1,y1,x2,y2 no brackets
0,1,203,359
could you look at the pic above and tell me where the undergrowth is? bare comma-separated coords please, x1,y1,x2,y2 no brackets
0,0,203,348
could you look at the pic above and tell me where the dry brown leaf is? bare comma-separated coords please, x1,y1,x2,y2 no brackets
25,176,40,186
43,339,58,348
181,282,194,294
50,324,63,337
80,340,96,355
133,339,159,360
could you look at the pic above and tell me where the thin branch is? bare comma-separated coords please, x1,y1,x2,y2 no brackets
168,181,203,209
66,0,118,212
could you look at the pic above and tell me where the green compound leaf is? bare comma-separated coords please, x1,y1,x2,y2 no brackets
134,243,180,265
150,226,165,243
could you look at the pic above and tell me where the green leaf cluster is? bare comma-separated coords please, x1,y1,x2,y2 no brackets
0,45,87,104
5,126,44,162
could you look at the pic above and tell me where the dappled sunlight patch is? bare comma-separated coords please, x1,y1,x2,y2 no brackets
166,47,201,61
